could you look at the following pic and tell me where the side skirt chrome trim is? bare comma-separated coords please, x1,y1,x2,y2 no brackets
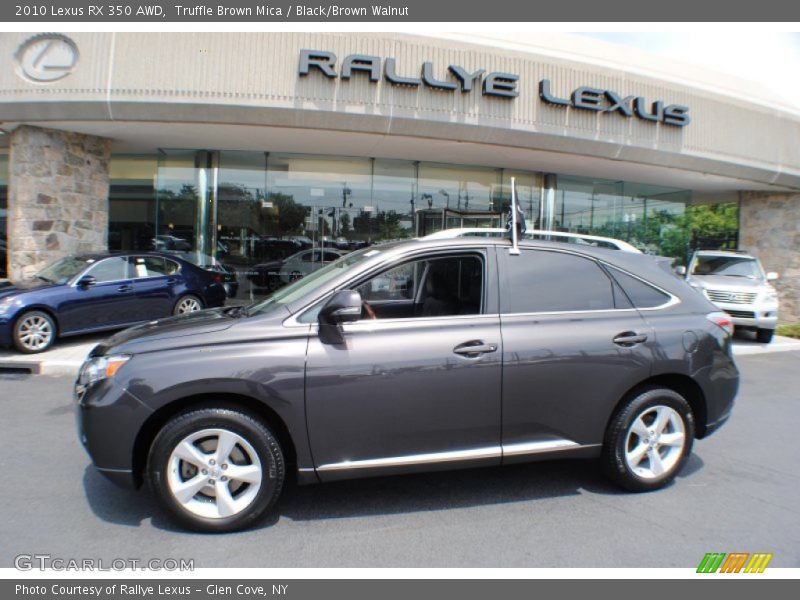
502,439,580,456
315,439,597,472
317,446,500,472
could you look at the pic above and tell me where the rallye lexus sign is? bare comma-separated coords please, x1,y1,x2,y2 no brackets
299,49,691,127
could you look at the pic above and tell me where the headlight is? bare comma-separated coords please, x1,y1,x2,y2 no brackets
77,354,131,388
763,288,778,302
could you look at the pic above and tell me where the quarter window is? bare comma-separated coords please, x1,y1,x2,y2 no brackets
502,250,615,313
131,256,166,278
607,267,671,308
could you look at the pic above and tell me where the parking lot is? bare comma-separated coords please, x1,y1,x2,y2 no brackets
0,346,797,568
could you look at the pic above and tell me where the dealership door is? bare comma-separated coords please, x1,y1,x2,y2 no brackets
304,250,503,480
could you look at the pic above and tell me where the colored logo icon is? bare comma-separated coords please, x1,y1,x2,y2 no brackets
697,552,773,573
15,34,79,83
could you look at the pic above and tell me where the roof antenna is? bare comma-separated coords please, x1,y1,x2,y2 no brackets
507,177,526,255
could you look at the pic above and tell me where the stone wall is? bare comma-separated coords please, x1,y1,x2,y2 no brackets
740,192,800,324
8,125,111,281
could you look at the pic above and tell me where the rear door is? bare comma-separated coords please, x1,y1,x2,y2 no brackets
128,255,182,320
498,248,654,460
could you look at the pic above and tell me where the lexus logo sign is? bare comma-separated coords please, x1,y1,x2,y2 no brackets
15,34,79,83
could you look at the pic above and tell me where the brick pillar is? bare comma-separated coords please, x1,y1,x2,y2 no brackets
740,192,800,324
8,125,111,282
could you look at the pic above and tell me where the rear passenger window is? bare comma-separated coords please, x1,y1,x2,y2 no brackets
131,256,166,278
608,267,671,308
502,250,615,313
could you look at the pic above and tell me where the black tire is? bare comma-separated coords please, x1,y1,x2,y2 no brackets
756,328,774,344
173,294,203,316
12,310,57,354
602,387,695,492
147,408,285,533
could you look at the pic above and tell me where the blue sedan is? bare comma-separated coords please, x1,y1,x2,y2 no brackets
0,252,227,353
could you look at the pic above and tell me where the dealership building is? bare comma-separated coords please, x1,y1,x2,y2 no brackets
0,32,799,321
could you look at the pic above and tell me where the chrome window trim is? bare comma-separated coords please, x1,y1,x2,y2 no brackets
69,257,134,288
284,311,500,329
600,262,681,311
499,308,639,318
315,438,594,472
504,246,681,313
129,256,183,281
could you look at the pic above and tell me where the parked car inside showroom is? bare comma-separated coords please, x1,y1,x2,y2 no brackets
677,249,779,343
0,252,226,353
75,236,738,532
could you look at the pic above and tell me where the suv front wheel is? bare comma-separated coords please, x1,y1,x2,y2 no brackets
147,408,285,532
602,387,695,492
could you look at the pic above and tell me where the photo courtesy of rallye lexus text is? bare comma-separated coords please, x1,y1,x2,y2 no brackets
75,228,739,532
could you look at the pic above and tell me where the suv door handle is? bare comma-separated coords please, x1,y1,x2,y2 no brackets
613,332,648,347
117,284,133,293
453,341,498,357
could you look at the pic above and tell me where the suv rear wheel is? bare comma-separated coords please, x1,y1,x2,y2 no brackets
147,408,285,532
603,387,694,492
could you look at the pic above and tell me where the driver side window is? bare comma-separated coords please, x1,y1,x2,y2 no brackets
84,257,131,283
356,254,484,320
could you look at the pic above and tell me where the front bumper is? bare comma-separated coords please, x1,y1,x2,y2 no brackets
713,301,778,330
75,377,154,489
0,315,13,347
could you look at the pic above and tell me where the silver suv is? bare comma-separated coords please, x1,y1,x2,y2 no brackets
678,250,779,343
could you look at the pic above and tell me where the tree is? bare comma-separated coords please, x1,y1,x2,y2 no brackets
339,212,352,237
267,193,308,236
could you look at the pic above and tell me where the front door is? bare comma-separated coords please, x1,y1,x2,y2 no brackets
304,249,503,481
60,256,138,332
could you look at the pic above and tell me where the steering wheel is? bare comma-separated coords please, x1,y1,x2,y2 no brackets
362,301,377,320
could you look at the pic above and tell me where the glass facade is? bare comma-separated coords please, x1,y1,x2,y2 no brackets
102,149,739,302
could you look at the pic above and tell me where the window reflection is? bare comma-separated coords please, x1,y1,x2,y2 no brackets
103,149,716,305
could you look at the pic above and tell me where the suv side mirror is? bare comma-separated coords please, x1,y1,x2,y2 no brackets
766,272,779,281
318,289,362,345
675,266,687,276
77,275,97,289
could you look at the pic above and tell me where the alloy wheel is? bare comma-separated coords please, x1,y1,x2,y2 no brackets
624,405,686,479
166,428,263,519
16,314,54,352
176,297,202,314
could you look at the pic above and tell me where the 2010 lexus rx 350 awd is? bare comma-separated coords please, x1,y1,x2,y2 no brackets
76,237,738,532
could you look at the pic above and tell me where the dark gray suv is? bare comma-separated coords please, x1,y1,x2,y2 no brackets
75,238,738,532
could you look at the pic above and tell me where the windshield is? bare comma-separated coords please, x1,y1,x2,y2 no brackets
36,256,92,285
691,255,763,279
247,247,382,316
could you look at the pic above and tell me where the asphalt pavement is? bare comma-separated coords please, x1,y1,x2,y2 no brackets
0,351,798,568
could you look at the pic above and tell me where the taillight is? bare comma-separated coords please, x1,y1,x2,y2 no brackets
707,311,733,336
213,273,223,284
